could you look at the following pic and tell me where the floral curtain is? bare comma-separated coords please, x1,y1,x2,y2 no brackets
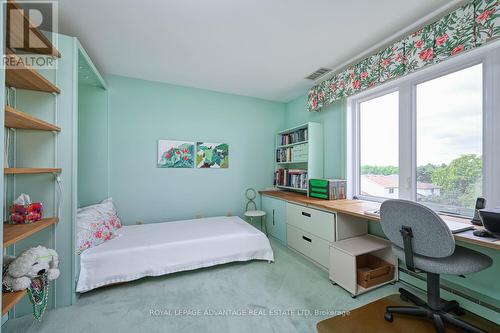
307,0,500,112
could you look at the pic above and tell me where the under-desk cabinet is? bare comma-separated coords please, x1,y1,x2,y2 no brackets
285,202,367,269
261,195,287,244
329,235,398,297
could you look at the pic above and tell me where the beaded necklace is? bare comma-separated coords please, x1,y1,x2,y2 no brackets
27,273,49,321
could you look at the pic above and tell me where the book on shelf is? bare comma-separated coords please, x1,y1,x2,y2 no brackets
276,143,307,163
279,128,308,146
276,147,292,162
274,169,308,189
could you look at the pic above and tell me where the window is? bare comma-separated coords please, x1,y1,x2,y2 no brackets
359,91,399,199
416,65,482,213
350,47,500,216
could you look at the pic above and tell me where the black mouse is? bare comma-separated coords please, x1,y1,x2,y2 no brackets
473,229,493,238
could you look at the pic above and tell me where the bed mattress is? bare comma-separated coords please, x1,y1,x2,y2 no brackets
76,216,274,292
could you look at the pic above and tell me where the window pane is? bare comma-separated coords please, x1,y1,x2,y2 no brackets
416,64,482,213
359,91,399,198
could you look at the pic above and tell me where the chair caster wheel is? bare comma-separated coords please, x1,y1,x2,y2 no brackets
400,294,409,302
453,307,466,316
384,312,393,322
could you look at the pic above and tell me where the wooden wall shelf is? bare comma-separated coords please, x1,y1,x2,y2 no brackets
5,53,61,94
4,217,59,248
6,0,61,57
4,168,62,175
2,290,27,315
5,105,60,132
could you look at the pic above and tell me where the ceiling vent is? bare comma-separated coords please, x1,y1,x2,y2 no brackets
305,67,332,81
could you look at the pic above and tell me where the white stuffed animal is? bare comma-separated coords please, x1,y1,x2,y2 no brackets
3,246,60,291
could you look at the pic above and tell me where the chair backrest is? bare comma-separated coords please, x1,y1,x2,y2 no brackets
380,199,455,258
245,188,257,212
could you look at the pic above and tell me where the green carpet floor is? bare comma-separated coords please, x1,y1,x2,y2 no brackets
3,238,398,333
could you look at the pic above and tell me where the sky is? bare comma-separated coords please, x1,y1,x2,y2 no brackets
359,64,482,167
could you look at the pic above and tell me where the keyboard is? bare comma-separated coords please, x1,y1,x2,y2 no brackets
442,218,475,234
363,209,474,234
364,209,380,217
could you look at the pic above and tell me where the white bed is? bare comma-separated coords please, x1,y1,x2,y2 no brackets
76,216,274,292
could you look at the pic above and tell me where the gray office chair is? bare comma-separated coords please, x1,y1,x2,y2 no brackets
380,199,492,333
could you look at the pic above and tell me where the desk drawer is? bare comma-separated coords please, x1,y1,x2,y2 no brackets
287,224,330,268
286,203,335,242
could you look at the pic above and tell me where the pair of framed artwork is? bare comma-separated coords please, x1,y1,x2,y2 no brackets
157,140,229,169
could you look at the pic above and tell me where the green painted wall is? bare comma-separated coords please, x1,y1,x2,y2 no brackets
284,94,346,179
95,75,286,224
78,83,108,207
285,94,499,322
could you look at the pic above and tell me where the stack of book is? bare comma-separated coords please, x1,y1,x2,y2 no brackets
280,128,308,146
276,147,292,163
275,169,308,189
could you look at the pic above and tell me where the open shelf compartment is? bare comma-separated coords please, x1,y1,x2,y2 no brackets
4,217,59,247
329,235,398,297
5,105,60,132
2,290,27,315
5,52,60,94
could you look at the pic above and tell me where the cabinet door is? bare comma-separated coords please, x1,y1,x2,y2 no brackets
261,195,287,244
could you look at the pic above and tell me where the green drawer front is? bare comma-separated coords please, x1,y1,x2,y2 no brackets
309,179,328,187
310,187,327,194
309,192,329,199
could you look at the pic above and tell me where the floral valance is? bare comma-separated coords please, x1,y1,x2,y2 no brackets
307,0,499,112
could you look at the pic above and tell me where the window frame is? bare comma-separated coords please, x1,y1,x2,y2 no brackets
347,41,500,215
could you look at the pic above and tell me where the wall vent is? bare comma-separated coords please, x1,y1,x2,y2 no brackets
305,67,332,81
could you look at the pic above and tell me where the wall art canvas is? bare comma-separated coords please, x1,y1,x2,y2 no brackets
196,142,229,168
157,140,195,168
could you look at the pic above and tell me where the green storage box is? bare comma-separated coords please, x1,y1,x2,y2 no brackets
308,179,347,200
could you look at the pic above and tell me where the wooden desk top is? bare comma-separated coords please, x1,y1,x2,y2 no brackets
260,190,500,251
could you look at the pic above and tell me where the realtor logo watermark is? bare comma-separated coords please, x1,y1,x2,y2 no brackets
3,0,58,69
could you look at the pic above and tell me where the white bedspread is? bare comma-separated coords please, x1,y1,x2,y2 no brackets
76,216,274,292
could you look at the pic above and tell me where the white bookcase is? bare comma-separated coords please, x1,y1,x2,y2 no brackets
274,122,323,193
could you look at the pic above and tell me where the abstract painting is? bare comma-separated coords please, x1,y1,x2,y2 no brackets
157,140,195,168
196,142,229,168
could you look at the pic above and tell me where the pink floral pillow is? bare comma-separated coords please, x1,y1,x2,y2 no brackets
100,198,122,231
76,198,122,254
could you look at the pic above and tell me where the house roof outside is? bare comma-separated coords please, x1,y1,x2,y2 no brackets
362,174,441,190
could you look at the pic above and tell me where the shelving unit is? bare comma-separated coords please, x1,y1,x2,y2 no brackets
2,290,27,315
6,0,61,57
4,168,61,175
274,122,323,193
5,105,60,131
4,218,59,247
5,53,61,94
2,0,62,316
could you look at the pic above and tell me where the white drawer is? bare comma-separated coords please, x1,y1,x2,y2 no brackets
287,224,330,268
286,203,335,242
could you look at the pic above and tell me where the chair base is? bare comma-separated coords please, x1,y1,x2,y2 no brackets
385,286,486,333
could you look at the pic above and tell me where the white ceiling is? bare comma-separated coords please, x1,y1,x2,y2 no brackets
57,0,454,102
